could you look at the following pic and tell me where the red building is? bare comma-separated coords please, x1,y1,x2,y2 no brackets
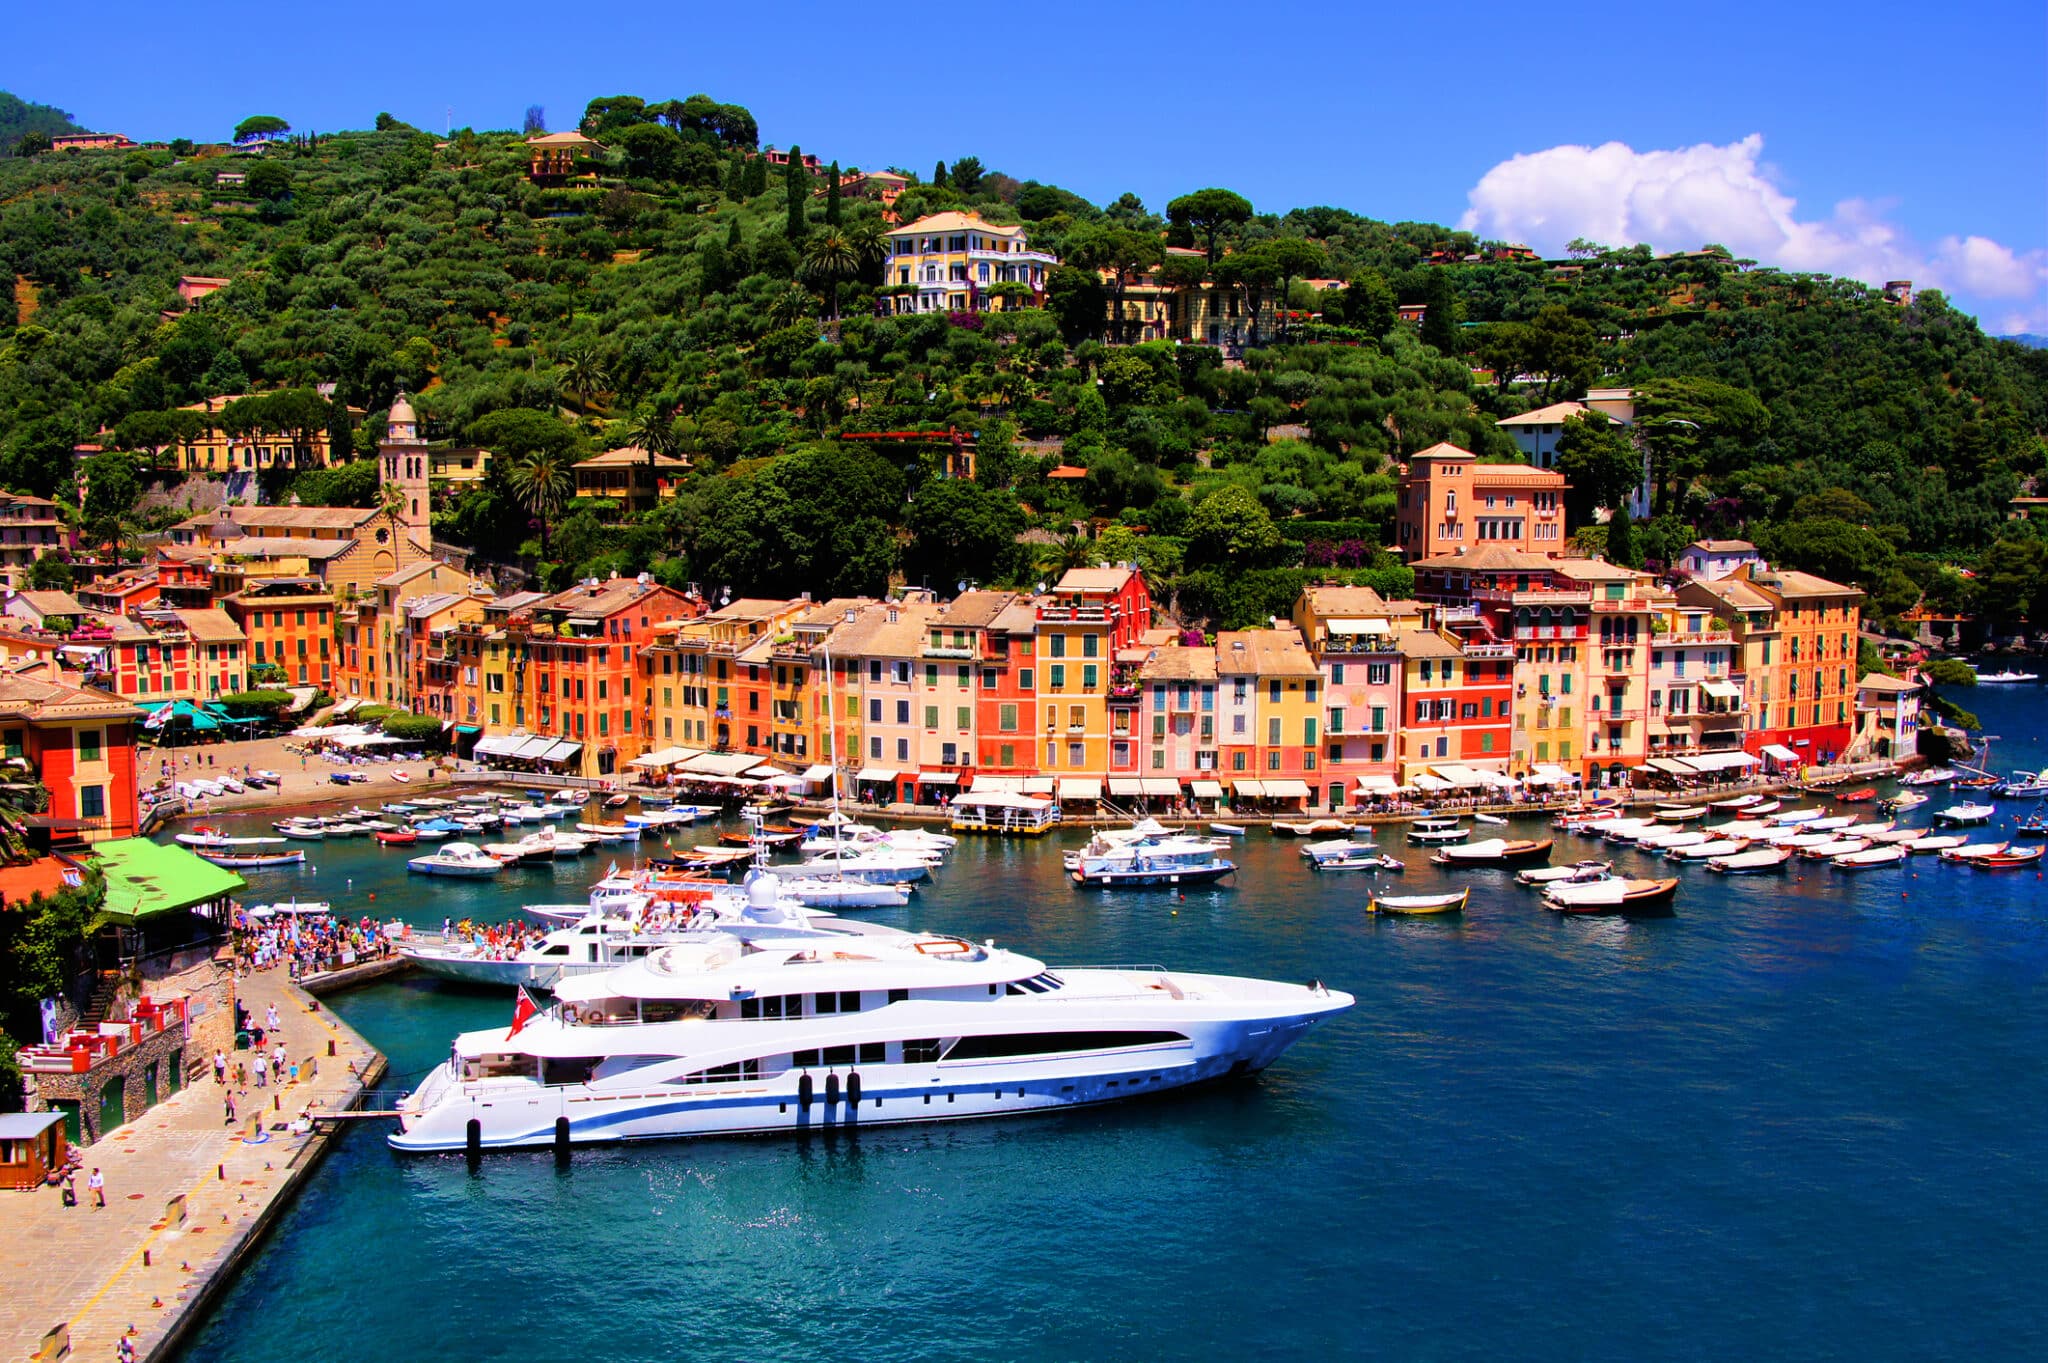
517,578,698,779
0,665,141,844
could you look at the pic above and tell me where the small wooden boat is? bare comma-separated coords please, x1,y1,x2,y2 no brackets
1798,837,1871,860
1965,845,2044,869
1938,840,2008,863
1706,847,1793,874
392,770,412,784
1209,822,1247,836
1746,799,1783,815
1433,837,1553,866
1517,859,1610,886
1835,787,1878,803
374,828,419,846
1367,888,1467,916
1309,847,1403,872
1653,804,1705,823
604,793,631,809
1667,838,1750,862
1906,834,1965,854
1543,876,1678,913
1407,817,1468,845
1473,812,1508,826
198,849,306,869
1833,845,1907,870
1708,794,1763,812
2014,814,2048,837
1271,818,1353,837
718,825,804,849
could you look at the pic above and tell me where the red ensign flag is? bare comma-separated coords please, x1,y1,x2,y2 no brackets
508,987,538,1038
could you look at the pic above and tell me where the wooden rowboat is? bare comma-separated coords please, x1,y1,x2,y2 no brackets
1367,888,1468,916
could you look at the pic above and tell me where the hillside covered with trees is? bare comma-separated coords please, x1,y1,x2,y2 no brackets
1,93,2043,630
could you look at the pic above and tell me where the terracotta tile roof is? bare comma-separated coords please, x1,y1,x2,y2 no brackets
1497,401,1595,427
1301,585,1389,616
174,608,244,642
1394,629,1462,659
1548,558,1644,583
0,667,135,720
1138,645,1218,682
1412,546,1559,572
1054,567,1139,594
576,446,690,470
1687,539,1756,554
178,506,379,532
1214,629,1318,678
833,599,940,656
12,591,86,616
1407,442,1479,461
935,590,1016,629
890,211,1028,239
536,579,675,620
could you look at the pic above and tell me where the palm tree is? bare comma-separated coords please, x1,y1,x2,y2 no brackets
1036,530,1098,580
766,282,814,329
801,229,863,322
624,407,681,500
507,450,574,559
557,344,613,413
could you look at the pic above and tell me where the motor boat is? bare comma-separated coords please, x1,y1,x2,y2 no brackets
176,830,286,850
1270,818,1354,837
388,932,1353,1153
1594,819,1661,843
774,876,915,909
1431,837,1553,867
799,845,936,884
1899,768,1956,787
625,810,699,830
1964,845,2044,868
1932,802,1995,826
1407,818,1468,845
1995,772,2048,799
1797,837,1871,860
1367,888,1467,915
1070,834,1235,888
1542,877,1678,913
1516,859,1610,886
1866,828,1927,845
1703,819,1772,839
2015,813,2048,838
1906,834,1966,854
1306,844,1402,872
1835,787,1879,804
1882,792,1928,812
1705,847,1793,874
1937,840,2009,863
408,843,506,878
1299,837,1375,861
576,822,643,843
1840,821,1896,838
1974,669,2040,682
274,819,326,840
1667,838,1750,862
1209,822,1247,836
1833,845,1908,870
719,825,806,849
197,848,306,869
374,828,419,846
1802,816,1855,832
1472,813,1509,827
410,819,466,841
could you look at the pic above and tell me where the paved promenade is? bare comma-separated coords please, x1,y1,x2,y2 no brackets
0,967,382,1363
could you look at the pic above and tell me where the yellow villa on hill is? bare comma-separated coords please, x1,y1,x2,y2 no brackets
882,212,1056,315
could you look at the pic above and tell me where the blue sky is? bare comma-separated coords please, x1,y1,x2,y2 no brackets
13,0,2046,328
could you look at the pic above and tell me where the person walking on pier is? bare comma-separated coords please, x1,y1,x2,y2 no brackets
265,1003,280,1034
213,1049,227,1084
87,1167,104,1209
225,1088,238,1126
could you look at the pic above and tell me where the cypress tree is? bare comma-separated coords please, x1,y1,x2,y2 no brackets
746,153,769,197
723,151,745,197
825,161,842,225
1605,502,1639,568
784,144,806,239
932,159,948,189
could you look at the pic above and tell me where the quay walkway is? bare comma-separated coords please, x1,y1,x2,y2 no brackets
0,967,384,1363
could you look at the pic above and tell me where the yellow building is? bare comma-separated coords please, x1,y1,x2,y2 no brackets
644,599,809,754
882,212,1055,315
171,394,352,474
1214,628,1320,807
1550,558,1661,783
177,609,248,698
1032,569,1151,785
1733,564,1863,761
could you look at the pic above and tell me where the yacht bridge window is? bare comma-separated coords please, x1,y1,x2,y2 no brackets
942,1031,1187,1061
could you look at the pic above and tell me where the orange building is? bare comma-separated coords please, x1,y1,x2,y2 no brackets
1394,443,1568,559
0,666,140,844
222,578,334,688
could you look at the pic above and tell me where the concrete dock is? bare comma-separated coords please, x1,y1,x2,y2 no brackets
0,966,384,1363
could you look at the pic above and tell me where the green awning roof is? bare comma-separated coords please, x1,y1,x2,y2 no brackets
91,839,246,922
455,725,482,734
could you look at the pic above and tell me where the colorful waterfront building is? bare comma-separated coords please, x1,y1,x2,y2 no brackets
0,665,140,843
0,493,66,586
1291,585,1423,805
1646,599,1748,764
1550,559,1660,785
1393,443,1569,559
836,595,943,803
1033,569,1152,795
645,597,810,757
1135,643,1220,795
221,577,334,689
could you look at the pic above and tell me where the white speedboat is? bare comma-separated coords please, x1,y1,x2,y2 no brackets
1932,802,1995,826
799,845,936,884
1070,834,1235,888
1898,768,1956,787
408,842,506,878
1407,818,1467,845
388,933,1352,1152
274,819,326,840
1705,847,1793,874
1975,669,2040,682
776,877,915,910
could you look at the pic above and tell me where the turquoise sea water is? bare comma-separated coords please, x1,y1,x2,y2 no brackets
173,689,2048,1361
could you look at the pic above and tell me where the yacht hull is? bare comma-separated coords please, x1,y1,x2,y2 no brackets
389,987,1347,1152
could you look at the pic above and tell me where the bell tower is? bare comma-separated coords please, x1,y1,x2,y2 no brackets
379,393,430,539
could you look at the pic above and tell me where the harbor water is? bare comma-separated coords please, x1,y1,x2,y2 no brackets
173,688,2048,1360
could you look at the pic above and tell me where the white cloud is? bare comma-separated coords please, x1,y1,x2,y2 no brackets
1459,135,2048,332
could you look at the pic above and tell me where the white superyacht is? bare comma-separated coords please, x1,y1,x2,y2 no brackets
389,932,1349,1151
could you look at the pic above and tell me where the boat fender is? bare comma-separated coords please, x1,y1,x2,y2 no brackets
846,1071,861,1113
825,1072,840,1108
797,1072,813,1113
